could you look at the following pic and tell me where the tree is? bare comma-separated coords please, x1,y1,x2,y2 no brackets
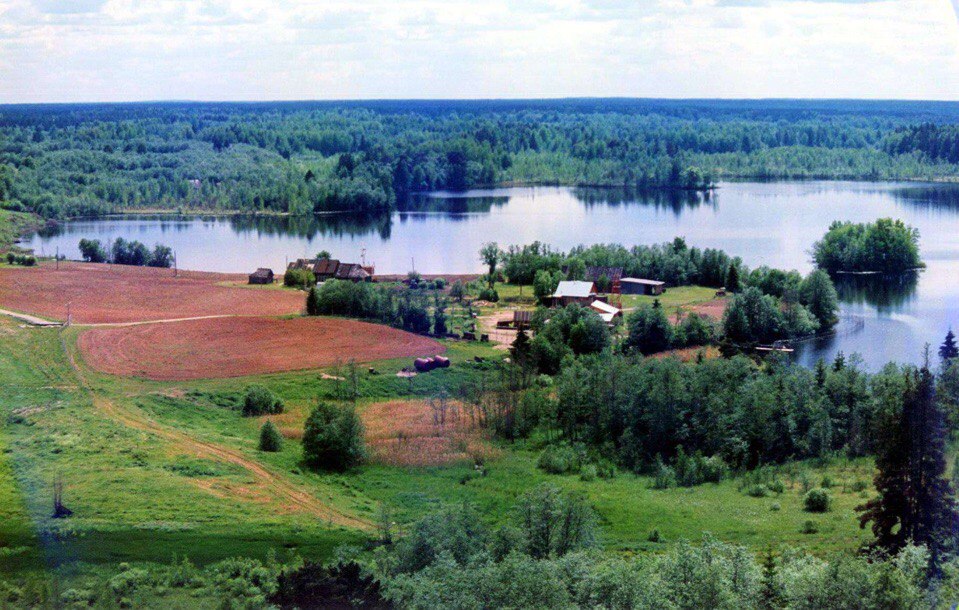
147,244,173,268
78,238,107,263
480,242,501,289
258,421,283,452
316,250,331,259
515,484,596,559
725,264,740,293
242,385,284,416
800,269,839,330
449,280,464,302
858,361,958,567
624,301,673,355
940,329,958,363
302,401,365,471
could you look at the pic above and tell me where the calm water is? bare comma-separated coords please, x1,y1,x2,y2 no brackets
24,181,959,370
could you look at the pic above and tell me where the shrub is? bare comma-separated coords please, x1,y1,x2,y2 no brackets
302,401,365,471
79,238,108,263
537,445,582,475
284,268,316,289
771,502,781,511
745,484,769,498
242,385,284,417
767,479,785,494
651,456,676,489
800,520,819,534
258,421,283,452
647,529,662,543
478,287,499,302
579,464,597,482
804,488,831,513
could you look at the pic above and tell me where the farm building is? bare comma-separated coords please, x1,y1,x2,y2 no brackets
287,258,373,283
585,266,624,293
589,299,623,325
248,268,274,285
620,278,666,296
551,281,597,306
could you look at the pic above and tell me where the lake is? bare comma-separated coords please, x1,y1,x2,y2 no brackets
24,181,959,370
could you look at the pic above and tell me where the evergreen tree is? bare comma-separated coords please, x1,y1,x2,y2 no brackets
258,420,283,452
759,548,784,610
940,329,959,363
858,361,958,568
725,264,740,293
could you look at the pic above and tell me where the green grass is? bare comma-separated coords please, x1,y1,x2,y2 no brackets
619,285,720,311
0,308,875,597
0,209,41,252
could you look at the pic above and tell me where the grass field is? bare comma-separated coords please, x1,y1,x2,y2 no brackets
0,309,876,588
0,209,41,252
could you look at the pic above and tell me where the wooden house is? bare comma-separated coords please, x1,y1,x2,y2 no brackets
248,268,274,285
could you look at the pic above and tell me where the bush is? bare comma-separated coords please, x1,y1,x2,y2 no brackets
258,421,283,452
242,385,284,417
579,464,597,482
537,445,582,475
647,529,662,543
79,238,108,263
478,287,499,302
745,484,769,498
800,520,819,534
302,401,365,471
284,268,316,289
767,479,785,494
651,456,676,489
804,488,831,512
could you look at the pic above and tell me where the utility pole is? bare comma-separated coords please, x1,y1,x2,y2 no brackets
56,246,59,270
173,251,178,277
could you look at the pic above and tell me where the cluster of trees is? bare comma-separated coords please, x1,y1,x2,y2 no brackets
6,100,959,219
372,503,954,610
813,219,923,274
78,237,173,268
305,279,447,335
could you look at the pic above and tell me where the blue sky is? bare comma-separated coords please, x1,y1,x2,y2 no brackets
1,0,958,102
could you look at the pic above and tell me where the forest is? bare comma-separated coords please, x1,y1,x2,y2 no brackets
3,99,959,219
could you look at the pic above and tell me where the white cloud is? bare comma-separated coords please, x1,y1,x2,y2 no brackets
0,0,957,102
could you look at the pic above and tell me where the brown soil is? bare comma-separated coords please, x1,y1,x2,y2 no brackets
0,261,304,324
687,297,728,321
362,399,499,467
78,316,445,380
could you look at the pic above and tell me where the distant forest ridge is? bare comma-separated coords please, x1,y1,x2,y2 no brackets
2,98,959,219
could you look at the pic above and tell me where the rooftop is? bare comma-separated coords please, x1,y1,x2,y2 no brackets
553,281,596,298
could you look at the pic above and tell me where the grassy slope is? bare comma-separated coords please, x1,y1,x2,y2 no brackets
0,209,41,252
0,306,874,594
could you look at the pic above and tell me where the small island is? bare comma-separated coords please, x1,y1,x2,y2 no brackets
812,218,923,274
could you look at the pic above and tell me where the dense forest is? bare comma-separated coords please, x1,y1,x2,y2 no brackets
2,99,959,219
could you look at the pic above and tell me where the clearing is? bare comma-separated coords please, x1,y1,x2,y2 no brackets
0,261,304,324
78,316,445,380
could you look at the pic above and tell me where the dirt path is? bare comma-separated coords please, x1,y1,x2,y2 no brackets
0,308,62,327
59,330,372,530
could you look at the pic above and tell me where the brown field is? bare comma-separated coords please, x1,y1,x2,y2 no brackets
687,297,728,320
361,399,499,467
78,316,445,380
0,261,304,324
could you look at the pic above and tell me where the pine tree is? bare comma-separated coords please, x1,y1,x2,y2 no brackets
858,361,958,568
940,329,959,363
759,548,784,610
258,420,283,452
725,264,740,293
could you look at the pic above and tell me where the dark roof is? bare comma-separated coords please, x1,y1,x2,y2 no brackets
313,258,340,276
250,268,273,278
335,263,370,280
586,266,623,282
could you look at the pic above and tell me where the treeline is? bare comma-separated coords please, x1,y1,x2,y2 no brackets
305,279,448,336
3,100,959,219
78,237,173,268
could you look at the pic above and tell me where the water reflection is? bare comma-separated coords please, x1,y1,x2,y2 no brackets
890,185,959,210
571,187,713,214
833,272,920,314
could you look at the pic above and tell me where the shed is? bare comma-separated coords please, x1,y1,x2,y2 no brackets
620,278,666,296
248,268,274,285
589,299,623,325
551,281,597,306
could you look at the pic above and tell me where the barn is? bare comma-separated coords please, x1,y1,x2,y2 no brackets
248,268,274,285
551,281,598,306
620,278,666,295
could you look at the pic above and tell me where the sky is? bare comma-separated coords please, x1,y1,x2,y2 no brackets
1,0,959,103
